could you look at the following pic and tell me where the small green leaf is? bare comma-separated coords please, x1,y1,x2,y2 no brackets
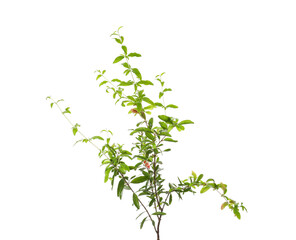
163,88,172,92
118,80,134,86
159,122,168,129
113,55,124,64
122,62,130,68
159,131,171,137
233,207,241,219
132,68,142,80
221,202,228,210
179,120,194,125
104,168,112,183
99,81,108,87
128,52,141,57
169,194,172,205
155,102,164,107
159,92,164,99
122,45,127,55
164,138,177,142
138,80,153,85
197,174,203,182
63,107,71,114
117,178,125,199
200,185,210,193
91,136,104,141
148,118,154,128
131,176,149,184
133,193,140,209
152,212,166,216
114,38,122,44
72,127,78,136
130,127,153,135
111,79,121,83
50,103,54,108
145,132,155,140
142,97,155,105
158,115,170,122
166,104,178,109
96,74,102,80
192,171,197,180
120,162,130,172
176,125,185,131
140,217,147,229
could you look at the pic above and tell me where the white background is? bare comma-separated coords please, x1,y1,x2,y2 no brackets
1,0,296,239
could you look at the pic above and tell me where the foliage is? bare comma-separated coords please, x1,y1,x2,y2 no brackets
46,26,247,240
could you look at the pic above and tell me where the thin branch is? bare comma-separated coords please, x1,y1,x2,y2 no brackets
48,98,157,232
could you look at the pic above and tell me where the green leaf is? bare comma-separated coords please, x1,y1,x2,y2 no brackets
159,131,171,137
152,212,166,216
133,193,140,209
50,103,54,108
114,38,122,44
113,55,124,64
221,202,228,210
130,127,153,135
200,185,210,193
128,52,141,57
192,171,197,180
131,176,149,184
72,127,78,136
122,45,127,55
179,120,194,125
117,178,125,199
138,80,153,85
111,78,121,83
143,97,155,105
158,115,170,122
140,217,147,229
127,96,136,102
99,81,108,87
63,107,71,114
104,168,112,183
144,105,155,111
132,68,142,80
234,207,241,219
163,88,172,92
159,92,164,99
155,102,164,107
166,104,178,109
159,122,168,129
169,194,172,205
91,136,104,141
176,125,185,131
118,80,134,86
148,118,154,128
122,62,130,68
120,162,130,172
163,138,177,142
96,74,102,80
197,174,203,182
145,132,155,140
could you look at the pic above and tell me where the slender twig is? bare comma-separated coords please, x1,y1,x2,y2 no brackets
48,98,157,232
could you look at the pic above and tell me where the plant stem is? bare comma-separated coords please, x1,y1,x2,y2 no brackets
50,98,157,232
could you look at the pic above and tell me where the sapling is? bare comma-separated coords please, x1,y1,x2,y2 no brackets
46,26,247,240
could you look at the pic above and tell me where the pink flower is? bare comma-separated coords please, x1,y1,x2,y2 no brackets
143,160,150,169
